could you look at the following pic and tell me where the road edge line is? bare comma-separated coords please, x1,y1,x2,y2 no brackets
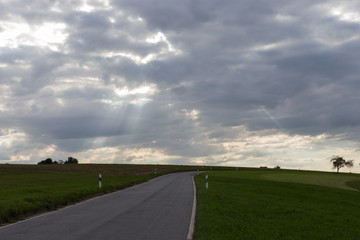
187,174,197,240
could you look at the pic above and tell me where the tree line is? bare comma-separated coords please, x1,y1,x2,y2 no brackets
38,157,78,165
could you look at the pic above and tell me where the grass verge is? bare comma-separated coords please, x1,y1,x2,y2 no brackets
194,170,360,240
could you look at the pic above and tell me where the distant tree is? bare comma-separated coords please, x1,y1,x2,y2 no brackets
38,158,53,164
65,157,78,164
274,166,281,169
330,156,354,173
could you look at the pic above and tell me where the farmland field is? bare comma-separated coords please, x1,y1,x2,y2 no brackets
0,163,215,224
194,169,360,240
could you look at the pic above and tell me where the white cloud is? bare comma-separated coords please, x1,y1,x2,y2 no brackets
329,6,360,23
274,14,296,23
183,109,200,120
76,0,113,12
100,31,181,65
0,21,68,51
77,146,179,165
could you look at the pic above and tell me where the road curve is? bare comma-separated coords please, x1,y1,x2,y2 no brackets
0,171,196,240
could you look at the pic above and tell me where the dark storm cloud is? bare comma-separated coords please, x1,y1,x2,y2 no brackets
116,0,215,30
268,42,360,79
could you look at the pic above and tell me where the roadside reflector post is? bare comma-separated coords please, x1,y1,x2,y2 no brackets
155,168,157,175
99,174,102,189
206,175,208,189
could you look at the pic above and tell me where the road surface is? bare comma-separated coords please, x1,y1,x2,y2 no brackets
0,171,196,240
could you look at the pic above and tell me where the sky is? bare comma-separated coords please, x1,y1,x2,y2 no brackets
1,0,360,172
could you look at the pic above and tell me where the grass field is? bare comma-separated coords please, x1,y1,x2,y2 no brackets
194,169,360,240
0,163,221,224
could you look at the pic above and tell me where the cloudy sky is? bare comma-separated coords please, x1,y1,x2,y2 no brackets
1,0,360,172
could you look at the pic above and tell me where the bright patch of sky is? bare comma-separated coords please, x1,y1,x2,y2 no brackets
330,6,360,23
101,32,180,65
0,21,67,50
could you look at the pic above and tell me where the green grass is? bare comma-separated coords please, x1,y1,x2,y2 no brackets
0,166,150,224
194,170,360,240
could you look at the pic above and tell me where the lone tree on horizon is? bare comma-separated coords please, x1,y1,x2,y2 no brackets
330,156,354,173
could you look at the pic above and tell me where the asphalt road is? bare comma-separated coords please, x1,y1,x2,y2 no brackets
0,171,196,240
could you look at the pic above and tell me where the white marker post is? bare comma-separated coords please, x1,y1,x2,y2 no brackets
99,174,102,189
155,168,157,175
206,175,208,189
